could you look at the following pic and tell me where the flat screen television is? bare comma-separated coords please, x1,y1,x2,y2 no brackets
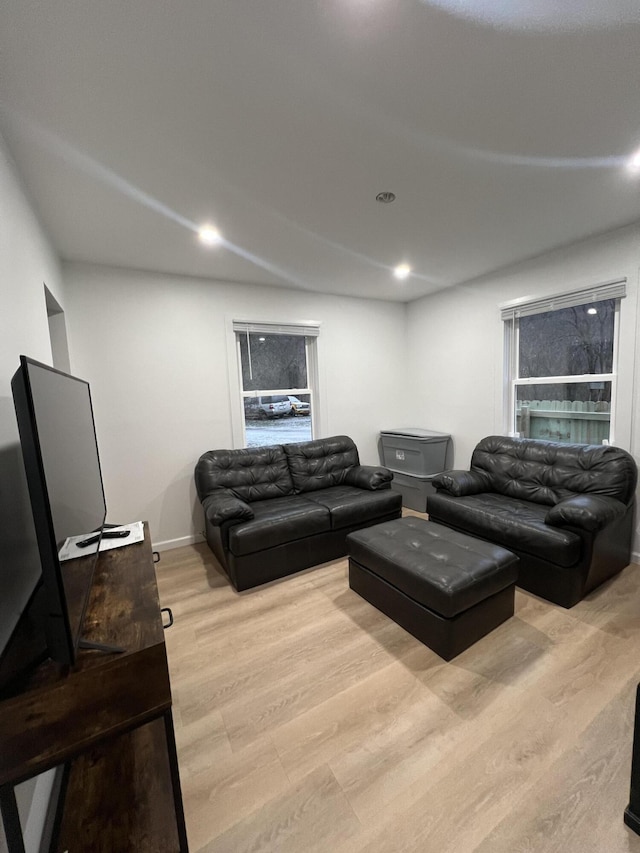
8,356,108,670
0,399,43,682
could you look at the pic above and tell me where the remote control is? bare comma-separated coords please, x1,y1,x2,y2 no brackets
76,534,100,548
76,530,130,548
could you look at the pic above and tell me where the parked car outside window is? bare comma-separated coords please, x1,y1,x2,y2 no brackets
286,395,311,416
244,395,290,419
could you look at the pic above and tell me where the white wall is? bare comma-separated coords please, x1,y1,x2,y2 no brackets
0,133,64,853
406,221,640,553
63,263,408,549
0,145,62,384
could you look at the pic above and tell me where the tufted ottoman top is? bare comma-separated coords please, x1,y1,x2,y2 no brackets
347,517,519,618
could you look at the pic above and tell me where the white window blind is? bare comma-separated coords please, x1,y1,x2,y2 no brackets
500,278,626,321
232,321,320,337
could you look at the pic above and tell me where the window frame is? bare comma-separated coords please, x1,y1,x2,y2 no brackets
501,280,626,444
227,319,321,448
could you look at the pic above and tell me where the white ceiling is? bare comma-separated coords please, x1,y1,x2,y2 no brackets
1,1,640,302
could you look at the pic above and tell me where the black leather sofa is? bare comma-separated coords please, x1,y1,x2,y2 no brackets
427,435,637,608
195,435,402,591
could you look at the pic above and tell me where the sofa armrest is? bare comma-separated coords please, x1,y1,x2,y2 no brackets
202,489,254,526
432,469,492,497
344,465,393,491
545,494,627,533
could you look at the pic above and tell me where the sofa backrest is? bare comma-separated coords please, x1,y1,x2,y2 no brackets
471,435,637,506
195,445,295,503
283,435,359,493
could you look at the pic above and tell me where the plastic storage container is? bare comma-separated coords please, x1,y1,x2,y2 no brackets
380,428,451,512
380,428,450,476
387,471,438,512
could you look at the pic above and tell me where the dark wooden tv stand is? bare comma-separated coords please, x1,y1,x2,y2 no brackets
0,524,188,852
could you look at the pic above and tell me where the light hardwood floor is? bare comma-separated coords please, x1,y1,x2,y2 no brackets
156,518,640,853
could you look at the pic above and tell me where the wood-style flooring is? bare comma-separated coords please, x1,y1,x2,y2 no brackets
155,515,640,853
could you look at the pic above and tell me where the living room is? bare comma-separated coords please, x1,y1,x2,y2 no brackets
6,210,640,560
3,3,640,852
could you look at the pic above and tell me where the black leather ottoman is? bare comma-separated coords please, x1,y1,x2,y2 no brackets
347,517,519,660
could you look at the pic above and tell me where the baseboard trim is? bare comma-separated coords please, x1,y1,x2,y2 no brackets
152,533,205,552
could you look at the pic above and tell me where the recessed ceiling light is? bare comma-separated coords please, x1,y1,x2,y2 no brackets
626,148,640,174
376,191,396,203
393,263,411,280
198,224,222,246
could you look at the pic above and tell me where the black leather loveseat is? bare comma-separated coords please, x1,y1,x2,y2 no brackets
195,435,402,590
427,435,637,608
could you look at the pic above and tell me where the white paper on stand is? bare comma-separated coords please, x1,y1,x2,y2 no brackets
59,521,145,562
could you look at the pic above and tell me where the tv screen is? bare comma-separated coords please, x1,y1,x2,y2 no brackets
9,356,107,668
0,400,43,674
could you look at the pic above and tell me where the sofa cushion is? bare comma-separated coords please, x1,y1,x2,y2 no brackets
470,435,638,506
304,485,402,530
283,435,360,493
195,445,294,503
228,495,330,556
427,491,582,568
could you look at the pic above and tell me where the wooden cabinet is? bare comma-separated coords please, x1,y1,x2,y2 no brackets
0,524,188,852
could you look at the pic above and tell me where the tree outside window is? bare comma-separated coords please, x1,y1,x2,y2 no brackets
505,294,621,444
239,333,308,391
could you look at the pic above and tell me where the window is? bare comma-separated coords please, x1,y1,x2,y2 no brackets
232,321,319,448
502,280,626,444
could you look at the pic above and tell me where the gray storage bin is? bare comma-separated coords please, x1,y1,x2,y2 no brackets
388,471,436,513
380,428,450,476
